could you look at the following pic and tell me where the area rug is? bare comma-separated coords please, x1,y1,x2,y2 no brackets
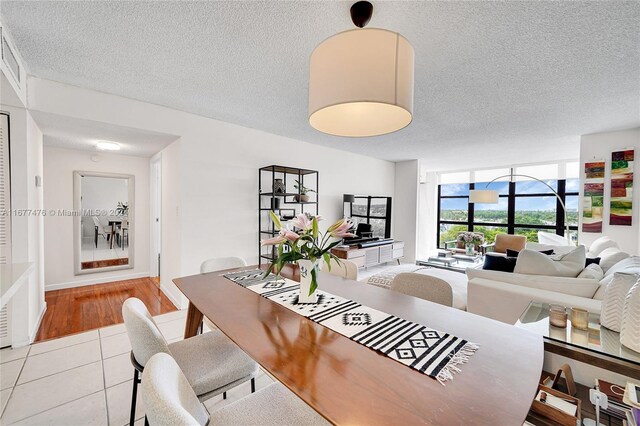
223,269,479,384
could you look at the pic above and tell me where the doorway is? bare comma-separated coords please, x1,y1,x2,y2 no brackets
150,153,162,286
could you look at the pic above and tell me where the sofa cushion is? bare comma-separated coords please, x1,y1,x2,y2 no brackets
603,256,640,277
466,268,600,298
506,248,554,257
525,242,577,256
599,248,630,272
483,254,518,272
594,271,639,300
514,246,586,278
585,257,601,267
587,236,619,257
577,263,604,280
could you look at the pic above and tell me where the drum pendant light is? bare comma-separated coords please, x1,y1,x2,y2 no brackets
308,1,415,137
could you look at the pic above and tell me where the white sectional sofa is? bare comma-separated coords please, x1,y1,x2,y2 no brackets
466,236,640,324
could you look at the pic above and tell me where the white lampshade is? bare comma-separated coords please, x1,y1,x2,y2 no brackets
469,189,499,204
308,28,414,137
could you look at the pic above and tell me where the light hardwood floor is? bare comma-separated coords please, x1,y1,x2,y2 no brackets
35,277,176,342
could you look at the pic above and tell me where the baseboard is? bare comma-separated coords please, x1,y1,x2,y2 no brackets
45,272,150,291
160,282,185,310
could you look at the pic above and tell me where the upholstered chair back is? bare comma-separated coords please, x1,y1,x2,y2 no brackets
122,298,170,366
494,234,527,253
322,258,358,280
391,273,453,307
200,257,247,274
142,353,209,426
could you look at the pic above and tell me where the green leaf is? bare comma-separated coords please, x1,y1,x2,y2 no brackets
309,268,318,295
323,252,331,271
312,217,318,239
269,211,282,230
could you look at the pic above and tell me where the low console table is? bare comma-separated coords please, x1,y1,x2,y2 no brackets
331,240,403,268
515,301,640,380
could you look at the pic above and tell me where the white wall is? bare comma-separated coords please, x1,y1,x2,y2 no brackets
393,160,419,263
579,128,640,254
28,78,396,307
43,146,150,289
417,170,438,260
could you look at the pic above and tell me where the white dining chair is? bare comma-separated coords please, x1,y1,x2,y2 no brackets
142,352,328,426
122,298,258,426
200,256,247,274
390,273,453,307
199,256,248,333
322,258,358,280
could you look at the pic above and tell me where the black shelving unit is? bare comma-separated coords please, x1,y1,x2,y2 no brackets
258,165,319,265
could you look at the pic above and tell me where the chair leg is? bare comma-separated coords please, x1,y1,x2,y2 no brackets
223,391,227,400
251,377,256,393
130,369,140,426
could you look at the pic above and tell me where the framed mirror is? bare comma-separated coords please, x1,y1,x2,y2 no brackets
73,171,134,275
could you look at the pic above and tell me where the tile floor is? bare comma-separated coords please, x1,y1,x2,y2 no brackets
0,310,274,425
81,237,129,262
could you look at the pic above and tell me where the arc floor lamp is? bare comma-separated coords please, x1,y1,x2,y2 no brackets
468,173,572,244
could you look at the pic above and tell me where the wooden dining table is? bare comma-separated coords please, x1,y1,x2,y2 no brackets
174,265,543,425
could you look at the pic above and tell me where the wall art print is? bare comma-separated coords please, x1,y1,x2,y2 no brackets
582,161,605,233
610,149,634,226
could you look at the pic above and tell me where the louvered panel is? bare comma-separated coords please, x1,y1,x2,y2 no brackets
0,113,10,266
0,113,11,348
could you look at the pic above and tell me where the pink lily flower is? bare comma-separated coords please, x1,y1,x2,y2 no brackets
329,220,356,238
260,235,286,246
280,230,300,242
290,214,312,231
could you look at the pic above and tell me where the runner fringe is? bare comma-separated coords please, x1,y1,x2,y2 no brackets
436,343,481,385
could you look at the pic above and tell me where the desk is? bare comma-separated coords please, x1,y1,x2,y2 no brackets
174,266,543,425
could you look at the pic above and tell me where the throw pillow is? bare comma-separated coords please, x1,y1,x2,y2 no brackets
588,236,619,257
603,256,640,278
585,257,601,267
482,254,518,273
513,246,586,277
506,248,554,257
600,272,639,331
599,248,630,272
577,263,604,280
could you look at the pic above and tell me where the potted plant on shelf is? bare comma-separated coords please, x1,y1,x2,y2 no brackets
261,212,355,303
293,180,315,202
457,232,484,256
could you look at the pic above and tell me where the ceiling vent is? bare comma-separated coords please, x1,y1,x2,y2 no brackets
0,23,24,93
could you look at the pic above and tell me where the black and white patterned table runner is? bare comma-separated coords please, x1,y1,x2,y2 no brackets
224,269,479,384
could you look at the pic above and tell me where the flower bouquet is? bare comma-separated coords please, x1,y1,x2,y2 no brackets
261,212,355,303
456,232,484,255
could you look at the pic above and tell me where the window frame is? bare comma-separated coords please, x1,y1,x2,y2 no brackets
437,179,578,247
350,196,392,238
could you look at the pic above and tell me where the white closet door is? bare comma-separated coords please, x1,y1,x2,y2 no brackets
0,113,11,347
0,113,10,265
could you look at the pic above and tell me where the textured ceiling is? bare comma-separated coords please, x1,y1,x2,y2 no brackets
31,111,179,157
1,1,639,169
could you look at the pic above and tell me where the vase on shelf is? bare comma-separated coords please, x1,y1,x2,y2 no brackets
297,259,319,303
294,194,310,203
620,279,640,353
273,178,285,194
465,243,474,256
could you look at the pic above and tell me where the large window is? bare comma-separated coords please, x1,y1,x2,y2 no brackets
437,164,579,247
350,196,392,238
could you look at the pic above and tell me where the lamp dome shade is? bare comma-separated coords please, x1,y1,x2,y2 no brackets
469,189,499,204
308,28,414,137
